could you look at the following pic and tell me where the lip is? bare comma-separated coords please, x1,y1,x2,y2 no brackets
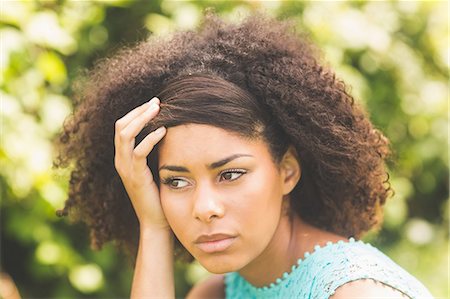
194,233,237,253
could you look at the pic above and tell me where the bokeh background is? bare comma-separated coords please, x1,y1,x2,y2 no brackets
1,0,448,298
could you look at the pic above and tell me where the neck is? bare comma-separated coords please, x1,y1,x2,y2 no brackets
237,210,346,287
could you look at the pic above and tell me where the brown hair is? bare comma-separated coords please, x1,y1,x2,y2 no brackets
56,12,391,258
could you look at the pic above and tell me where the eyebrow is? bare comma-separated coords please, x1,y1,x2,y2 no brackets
158,154,253,172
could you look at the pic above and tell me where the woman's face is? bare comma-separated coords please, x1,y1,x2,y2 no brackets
158,124,295,273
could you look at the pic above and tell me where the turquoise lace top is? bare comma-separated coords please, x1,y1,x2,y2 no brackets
224,238,433,299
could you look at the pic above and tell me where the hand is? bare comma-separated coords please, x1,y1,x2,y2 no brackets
114,97,168,229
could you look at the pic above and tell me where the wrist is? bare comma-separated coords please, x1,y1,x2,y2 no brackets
139,224,172,237
139,225,174,249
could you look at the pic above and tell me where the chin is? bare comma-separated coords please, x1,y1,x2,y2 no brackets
196,254,246,274
198,261,237,274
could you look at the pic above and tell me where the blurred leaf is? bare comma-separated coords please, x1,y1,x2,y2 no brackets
36,52,67,85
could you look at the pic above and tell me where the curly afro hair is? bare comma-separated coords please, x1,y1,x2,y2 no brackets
55,11,391,258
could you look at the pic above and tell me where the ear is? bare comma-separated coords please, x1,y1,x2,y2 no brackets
280,146,301,195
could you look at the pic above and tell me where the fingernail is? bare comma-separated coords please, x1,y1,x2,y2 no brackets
155,126,166,134
148,97,160,105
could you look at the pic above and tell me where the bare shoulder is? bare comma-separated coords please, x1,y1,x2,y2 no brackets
330,278,411,299
185,274,225,299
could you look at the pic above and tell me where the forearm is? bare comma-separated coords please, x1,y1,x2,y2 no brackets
131,227,175,299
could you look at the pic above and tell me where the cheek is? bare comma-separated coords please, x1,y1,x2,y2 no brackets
235,169,284,224
160,190,189,231
248,166,283,204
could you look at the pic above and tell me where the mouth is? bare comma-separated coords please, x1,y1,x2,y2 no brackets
194,234,237,253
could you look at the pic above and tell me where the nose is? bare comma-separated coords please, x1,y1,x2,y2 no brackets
192,182,225,223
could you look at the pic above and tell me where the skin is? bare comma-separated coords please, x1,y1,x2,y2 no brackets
114,97,174,298
114,99,410,298
158,124,344,287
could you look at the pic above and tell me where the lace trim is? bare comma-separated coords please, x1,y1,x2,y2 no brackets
224,238,433,299
239,237,358,292
236,237,358,292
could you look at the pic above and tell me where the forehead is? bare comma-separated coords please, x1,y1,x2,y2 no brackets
158,124,271,165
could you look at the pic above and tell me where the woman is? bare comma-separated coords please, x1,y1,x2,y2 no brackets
56,12,433,298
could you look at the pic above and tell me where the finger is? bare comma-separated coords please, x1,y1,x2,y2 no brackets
119,103,160,146
133,127,167,172
115,97,159,130
115,103,161,164
114,98,159,166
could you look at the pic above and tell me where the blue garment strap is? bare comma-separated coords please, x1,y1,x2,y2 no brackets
224,238,433,299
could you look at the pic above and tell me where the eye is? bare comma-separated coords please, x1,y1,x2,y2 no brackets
161,177,189,189
219,169,247,182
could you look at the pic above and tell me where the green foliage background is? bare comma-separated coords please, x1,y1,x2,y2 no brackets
1,1,448,298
